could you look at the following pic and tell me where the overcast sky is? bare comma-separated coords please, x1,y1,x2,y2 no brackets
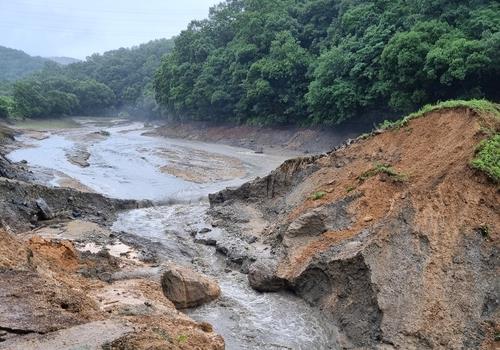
0,0,220,59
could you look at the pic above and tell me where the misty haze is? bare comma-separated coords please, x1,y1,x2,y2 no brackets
0,1,498,349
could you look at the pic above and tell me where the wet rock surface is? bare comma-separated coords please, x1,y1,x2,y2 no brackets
0,177,145,232
247,259,287,292
161,263,221,309
35,198,54,220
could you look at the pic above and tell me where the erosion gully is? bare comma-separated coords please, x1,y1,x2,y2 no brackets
7,118,338,350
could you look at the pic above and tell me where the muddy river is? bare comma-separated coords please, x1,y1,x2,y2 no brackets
7,118,339,350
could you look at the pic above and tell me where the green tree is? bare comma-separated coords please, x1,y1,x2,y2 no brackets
0,96,14,119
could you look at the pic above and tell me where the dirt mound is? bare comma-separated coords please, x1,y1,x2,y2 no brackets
0,229,224,348
0,230,101,340
209,107,499,349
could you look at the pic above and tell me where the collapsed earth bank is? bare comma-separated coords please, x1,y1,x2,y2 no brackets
209,107,499,349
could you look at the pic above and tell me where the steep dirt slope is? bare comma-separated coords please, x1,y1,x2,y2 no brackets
209,107,499,349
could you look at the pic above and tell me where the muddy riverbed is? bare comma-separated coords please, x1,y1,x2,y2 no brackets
6,118,339,349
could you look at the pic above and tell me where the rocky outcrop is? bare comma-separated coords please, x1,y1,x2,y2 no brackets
161,263,221,309
0,177,146,231
209,108,500,349
35,198,54,220
286,210,327,237
248,259,287,292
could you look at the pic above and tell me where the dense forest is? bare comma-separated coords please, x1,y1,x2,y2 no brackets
1,0,498,126
0,39,174,119
0,46,49,81
155,0,499,126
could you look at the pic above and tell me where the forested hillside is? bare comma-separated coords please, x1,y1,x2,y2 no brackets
0,39,174,119
154,0,499,126
2,0,498,124
0,46,48,81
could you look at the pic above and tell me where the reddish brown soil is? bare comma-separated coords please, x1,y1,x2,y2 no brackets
0,230,224,349
280,109,499,277
212,107,499,349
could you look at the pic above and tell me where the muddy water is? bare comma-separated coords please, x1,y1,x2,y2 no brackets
7,118,284,200
7,119,338,350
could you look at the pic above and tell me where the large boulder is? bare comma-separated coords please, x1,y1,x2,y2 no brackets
161,263,220,309
36,198,54,220
248,259,287,292
285,210,326,237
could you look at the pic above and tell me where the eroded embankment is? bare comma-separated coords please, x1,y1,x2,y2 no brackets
0,124,143,232
0,177,146,232
0,123,225,349
209,107,499,349
149,121,361,154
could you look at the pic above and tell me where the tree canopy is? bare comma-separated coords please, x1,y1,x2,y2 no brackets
0,46,48,81
1,1,498,125
154,0,499,126
0,39,174,119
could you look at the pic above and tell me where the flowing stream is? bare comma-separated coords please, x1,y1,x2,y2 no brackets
7,118,338,350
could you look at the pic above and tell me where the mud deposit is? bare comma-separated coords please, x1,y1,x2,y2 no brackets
6,118,339,349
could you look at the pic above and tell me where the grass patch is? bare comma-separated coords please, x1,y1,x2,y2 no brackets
357,132,372,140
152,327,173,342
310,191,326,200
378,119,407,130
378,99,500,131
471,134,500,183
358,163,408,182
177,334,189,344
346,185,356,193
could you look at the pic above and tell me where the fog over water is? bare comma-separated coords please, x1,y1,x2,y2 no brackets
0,0,219,59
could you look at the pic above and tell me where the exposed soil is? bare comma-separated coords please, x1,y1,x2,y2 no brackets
209,108,500,349
0,176,145,232
148,121,361,155
0,224,224,349
155,146,246,183
66,146,91,167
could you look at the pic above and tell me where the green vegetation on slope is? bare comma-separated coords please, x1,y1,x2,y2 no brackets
154,0,499,126
471,134,500,183
0,46,48,81
358,163,408,182
378,99,500,131
373,99,499,183
0,39,174,119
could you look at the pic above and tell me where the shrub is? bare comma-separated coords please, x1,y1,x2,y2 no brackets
358,163,408,182
379,99,500,131
310,191,327,200
471,134,500,183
